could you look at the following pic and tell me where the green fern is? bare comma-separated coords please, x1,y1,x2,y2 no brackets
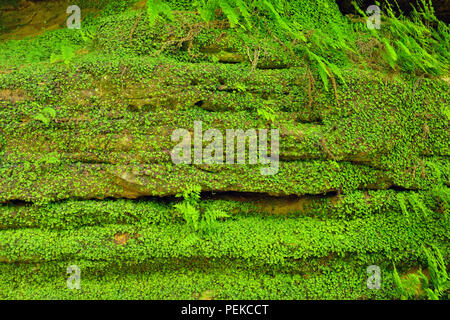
50,45,75,66
200,208,230,235
393,246,449,300
147,0,174,27
423,246,449,300
353,0,449,76
393,264,427,300
174,184,229,234
33,107,56,127
174,201,200,231
257,105,277,123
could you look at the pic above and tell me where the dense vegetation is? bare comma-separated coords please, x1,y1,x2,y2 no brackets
0,0,448,299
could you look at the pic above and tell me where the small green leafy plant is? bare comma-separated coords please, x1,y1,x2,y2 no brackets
393,265,427,299
174,185,230,234
50,45,76,65
353,0,449,76
422,246,449,300
33,107,56,127
80,28,96,43
257,105,277,123
393,246,449,300
147,0,174,26
174,185,201,231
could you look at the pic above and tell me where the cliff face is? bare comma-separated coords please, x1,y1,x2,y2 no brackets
336,0,450,23
0,0,448,300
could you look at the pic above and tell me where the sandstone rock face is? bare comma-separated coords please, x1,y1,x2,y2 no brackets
0,0,102,40
0,0,448,300
1,59,447,202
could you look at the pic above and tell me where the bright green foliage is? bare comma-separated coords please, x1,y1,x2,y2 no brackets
256,105,277,123
50,45,76,65
0,0,448,300
353,0,449,76
393,265,427,300
174,202,201,231
174,185,230,234
423,246,449,299
33,107,56,127
147,0,174,26
393,246,449,300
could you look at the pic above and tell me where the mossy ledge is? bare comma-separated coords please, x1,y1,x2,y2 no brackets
0,0,448,300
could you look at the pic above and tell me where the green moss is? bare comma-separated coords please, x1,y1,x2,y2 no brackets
0,259,396,299
0,0,448,300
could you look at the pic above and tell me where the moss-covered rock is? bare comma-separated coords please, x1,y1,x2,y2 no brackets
0,0,448,300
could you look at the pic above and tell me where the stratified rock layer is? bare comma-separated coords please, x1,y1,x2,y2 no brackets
0,0,448,300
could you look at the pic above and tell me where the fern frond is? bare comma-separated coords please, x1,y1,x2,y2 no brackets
147,0,174,27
